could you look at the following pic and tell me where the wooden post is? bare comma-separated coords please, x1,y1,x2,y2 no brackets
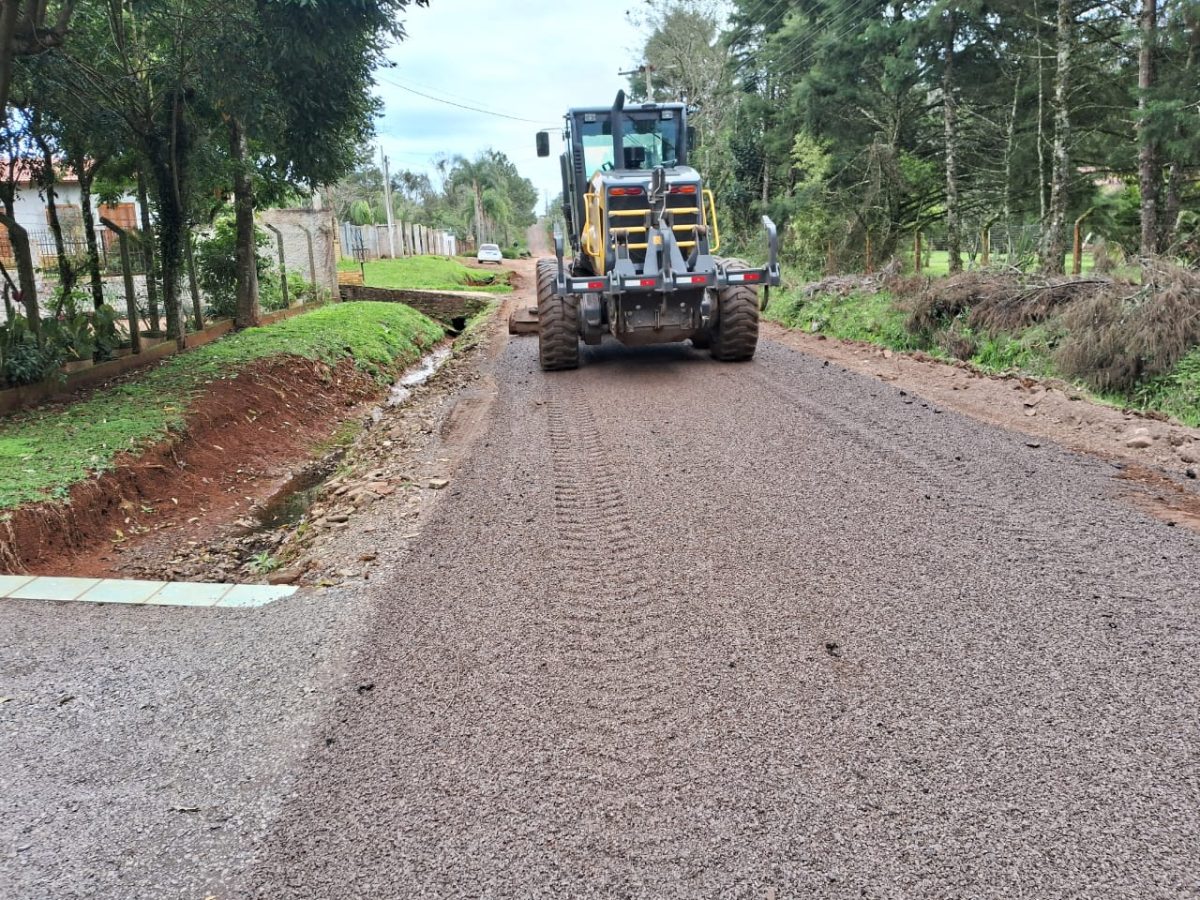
298,224,318,290
1073,207,1094,275
865,232,874,274
981,227,991,267
914,232,923,274
263,222,290,307
100,216,142,355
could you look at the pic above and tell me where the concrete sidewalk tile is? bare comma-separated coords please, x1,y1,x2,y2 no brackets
9,577,102,602
148,582,234,607
216,584,296,608
76,580,169,605
0,575,35,598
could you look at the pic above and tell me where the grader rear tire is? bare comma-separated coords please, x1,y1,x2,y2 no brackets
709,282,759,362
536,259,580,371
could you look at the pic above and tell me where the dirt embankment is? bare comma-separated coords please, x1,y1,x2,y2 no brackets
2,355,384,575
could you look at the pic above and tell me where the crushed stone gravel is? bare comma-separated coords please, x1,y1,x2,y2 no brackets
3,323,1198,898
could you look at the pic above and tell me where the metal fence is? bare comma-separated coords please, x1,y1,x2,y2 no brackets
339,222,458,261
1,226,152,276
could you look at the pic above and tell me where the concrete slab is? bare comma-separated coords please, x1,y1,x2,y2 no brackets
76,580,168,605
8,577,101,602
216,584,297,608
1,578,294,608
148,582,234,607
0,575,35,598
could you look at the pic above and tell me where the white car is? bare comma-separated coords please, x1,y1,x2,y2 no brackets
476,243,503,264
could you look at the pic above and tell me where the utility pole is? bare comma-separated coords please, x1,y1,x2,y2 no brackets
618,64,656,100
380,147,396,259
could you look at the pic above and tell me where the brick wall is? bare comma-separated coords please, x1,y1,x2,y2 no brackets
338,285,490,325
258,208,339,298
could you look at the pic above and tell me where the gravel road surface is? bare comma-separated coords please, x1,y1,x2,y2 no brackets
4,314,1199,897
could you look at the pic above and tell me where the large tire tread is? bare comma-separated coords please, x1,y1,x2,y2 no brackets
710,257,759,362
536,259,580,371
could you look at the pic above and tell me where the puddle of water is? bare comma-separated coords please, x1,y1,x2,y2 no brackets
253,346,452,530
388,346,452,407
254,452,344,529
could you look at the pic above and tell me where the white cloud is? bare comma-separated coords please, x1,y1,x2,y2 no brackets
373,0,647,210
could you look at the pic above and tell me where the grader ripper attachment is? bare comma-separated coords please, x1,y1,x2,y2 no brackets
529,90,780,370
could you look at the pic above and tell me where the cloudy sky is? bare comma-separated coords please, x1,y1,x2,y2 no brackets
374,1,648,209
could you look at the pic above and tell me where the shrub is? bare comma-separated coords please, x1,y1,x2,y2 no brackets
195,216,271,320
0,317,64,387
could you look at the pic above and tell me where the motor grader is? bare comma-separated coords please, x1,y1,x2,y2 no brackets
520,90,780,371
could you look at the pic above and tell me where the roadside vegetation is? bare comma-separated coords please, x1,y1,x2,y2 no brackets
347,256,512,294
767,264,1200,427
0,0,425,357
0,303,444,510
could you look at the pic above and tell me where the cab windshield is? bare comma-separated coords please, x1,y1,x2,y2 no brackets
578,111,682,175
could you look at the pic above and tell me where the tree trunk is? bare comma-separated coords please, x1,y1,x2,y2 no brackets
0,206,40,330
144,88,188,350
1161,9,1196,249
136,170,160,333
1138,0,1159,259
1039,0,1072,275
73,157,105,309
943,12,962,274
1002,72,1021,264
229,116,260,328
0,1,21,118
1035,0,1048,226
31,123,76,297
185,227,203,331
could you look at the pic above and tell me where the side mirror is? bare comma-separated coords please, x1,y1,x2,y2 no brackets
687,126,697,151
536,132,550,158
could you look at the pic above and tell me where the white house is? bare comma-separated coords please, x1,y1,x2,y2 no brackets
1,160,143,269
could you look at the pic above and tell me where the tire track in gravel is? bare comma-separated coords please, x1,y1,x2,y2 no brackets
244,328,1199,898
541,379,696,875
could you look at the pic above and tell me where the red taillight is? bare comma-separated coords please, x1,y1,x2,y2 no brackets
639,278,656,287
669,185,698,195
680,275,706,285
587,280,604,290
610,187,644,197
743,272,762,282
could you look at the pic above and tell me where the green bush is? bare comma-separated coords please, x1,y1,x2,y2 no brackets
195,216,271,320
0,318,64,387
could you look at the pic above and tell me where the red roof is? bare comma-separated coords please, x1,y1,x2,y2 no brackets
0,158,80,185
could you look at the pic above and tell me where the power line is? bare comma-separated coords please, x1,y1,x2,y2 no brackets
376,76,551,125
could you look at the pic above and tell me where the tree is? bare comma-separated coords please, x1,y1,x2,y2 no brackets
1138,0,1160,258
1039,0,1074,274
0,0,76,116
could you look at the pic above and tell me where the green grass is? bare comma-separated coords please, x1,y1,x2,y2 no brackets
1135,348,1200,427
0,302,445,511
766,288,921,351
360,256,512,294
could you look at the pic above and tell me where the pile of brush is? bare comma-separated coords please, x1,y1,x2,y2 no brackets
900,264,1200,393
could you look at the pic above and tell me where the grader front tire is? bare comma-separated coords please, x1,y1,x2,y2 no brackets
536,259,580,371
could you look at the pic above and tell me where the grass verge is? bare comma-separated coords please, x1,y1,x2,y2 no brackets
0,302,445,510
360,256,512,294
